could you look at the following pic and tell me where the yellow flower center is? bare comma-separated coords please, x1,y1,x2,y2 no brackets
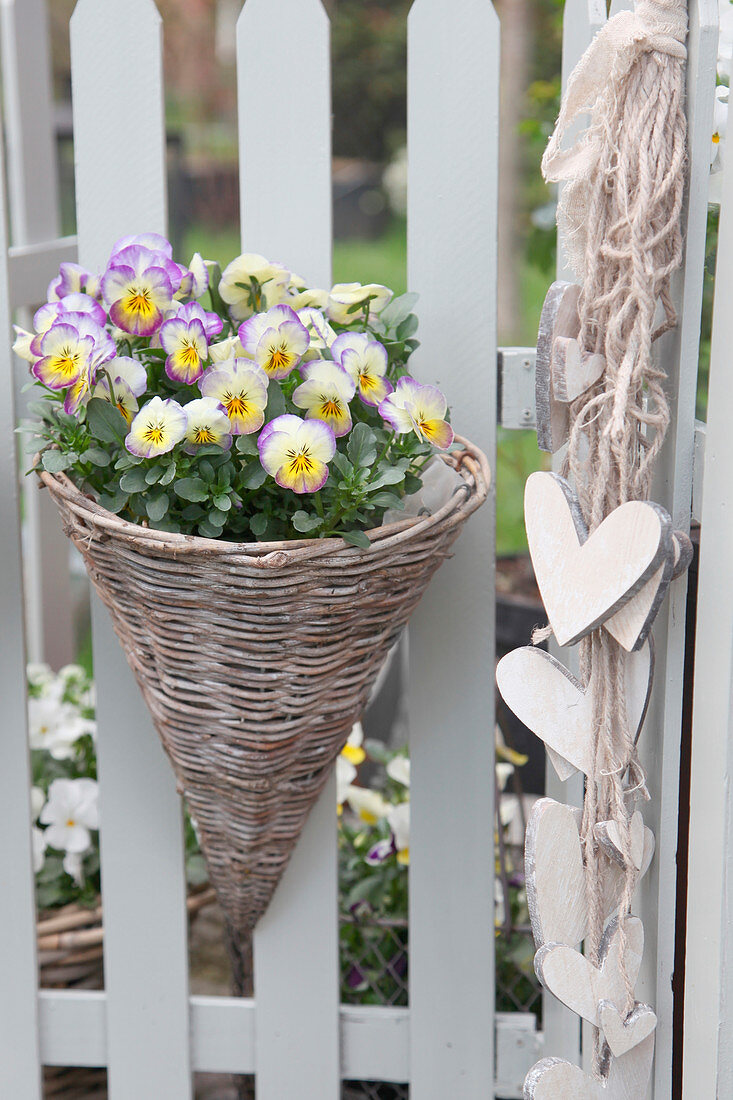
223,391,252,421
713,131,721,144
265,343,293,374
359,370,377,391
320,398,342,418
178,340,200,367
66,818,76,828
53,348,80,378
285,446,315,476
116,400,133,425
124,285,155,319
143,421,165,445
193,426,216,444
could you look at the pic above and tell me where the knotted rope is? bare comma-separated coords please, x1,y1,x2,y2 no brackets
541,0,688,1071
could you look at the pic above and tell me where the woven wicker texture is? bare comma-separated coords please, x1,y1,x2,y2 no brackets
42,439,489,937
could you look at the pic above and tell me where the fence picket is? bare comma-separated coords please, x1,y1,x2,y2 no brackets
407,1,498,1096
69,2,192,1097
1,0,75,667
0,112,42,1100
236,2,338,1097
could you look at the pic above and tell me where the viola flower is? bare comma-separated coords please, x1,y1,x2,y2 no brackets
219,253,291,321
31,294,107,354
93,356,148,423
48,262,101,303
388,801,410,865
102,245,174,336
183,397,232,452
341,722,366,766
239,304,310,380
32,827,46,874
292,360,355,437
125,396,187,458
344,785,391,825
327,282,393,325
110,232,173,260
209,334,247,363
174,252,209,301
297,308,338,361
39,778,99,854
31,323,94,390
379,378,454,450
258,414,336,494
199,359,269,435
28,695,95,759
289,287,329,311
12,326,35,362
179,300,223,341
159,311,208,384
332,332,392,406
336,756,357,810
386,755,410,787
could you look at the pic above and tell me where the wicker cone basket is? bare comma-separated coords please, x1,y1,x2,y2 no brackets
41,438,489,945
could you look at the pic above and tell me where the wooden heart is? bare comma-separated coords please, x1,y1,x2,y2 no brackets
534,915,643,1026
595,811,645,870
599,1000,657,1058
524,1034,654,1099
552,336,605,403
536,281,580,452
604,530,692,651
525,472,672,647
496,642,652,782
525,798,654,949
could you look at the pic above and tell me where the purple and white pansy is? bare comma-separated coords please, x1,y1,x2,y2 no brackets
238,304,310,380
257,414,336,494
379,377,454,450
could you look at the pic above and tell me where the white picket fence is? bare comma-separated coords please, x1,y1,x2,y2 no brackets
0,0,727,1096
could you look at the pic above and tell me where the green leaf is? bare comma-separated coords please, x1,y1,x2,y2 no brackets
86,397,128,445
198,518,224,539
160,462,177,486
240,460,267,490
199,459,216,483
175,477,209,502
119,467,150,494
41,450,74,473
213,493,232,511
341,529,371,549
265,379,286,419
98,490,129,514
369,467,405,490
145,465,164,484
146,493,169,522
250,513,268,538
369,491,404,510
208,507,228,526
347,423,377,468
292,510,324,533
379,292,419,329
332,451,353,478
396,314,419,340
181,503,205,520
235,434,259,456
403,473,423,495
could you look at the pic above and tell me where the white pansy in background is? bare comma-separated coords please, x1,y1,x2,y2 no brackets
710,85,729,207
63,851,84,886
27,662,55,690
32,827,46,874
386,755,410,787
336,756,357,809
387,801,410,865
327,282,393,325
40,778,99,853
219,253,291,320
496,762,515,792
719,0,733,79
341,722,366,766
345,785,391,825
31,786,45,820
28,694,95,759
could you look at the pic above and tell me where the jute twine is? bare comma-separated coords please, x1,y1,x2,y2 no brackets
541,0,688,1069
41,439,489,953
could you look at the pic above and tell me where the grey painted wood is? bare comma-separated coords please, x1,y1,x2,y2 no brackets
682,8,733,1092
407,0,497,1095
0,97,42,1100
8,237,79,310
2,0,75,667
237,3,338,1097
637,4,718,1096
70,2,192,1097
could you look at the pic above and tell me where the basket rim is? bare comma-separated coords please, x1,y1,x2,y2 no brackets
39,434,490,566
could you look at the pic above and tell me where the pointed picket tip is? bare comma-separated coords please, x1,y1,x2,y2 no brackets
71,0,162,31
408,0,499,34
238,0,329,29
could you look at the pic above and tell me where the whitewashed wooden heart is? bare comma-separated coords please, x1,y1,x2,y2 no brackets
524,1034,654,1099
525,472,672,647
525,798,654,949
595,811,645,870
534,915,643,1026
536,281,580,452
495,643,652,782
552,335,605,403
600,1000,657,1058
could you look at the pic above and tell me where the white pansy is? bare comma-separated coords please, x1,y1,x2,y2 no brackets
32,827,46,874
710,85,729,206
387,801,410,864
26,662,54,690
327,282,393,325
40,778,99,853
495,877,505,927
345,785,391,824
386,756,410,787
496,762,515,791
63,851,85,886
31,786,45,820
336,756,357,806
341,721,366,767
28,695,95,759
209,334,247,363
720,0,733,78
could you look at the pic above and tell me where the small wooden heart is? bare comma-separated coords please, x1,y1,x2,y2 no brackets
536,281,580,452
552,335,605,403
525,472,673,648
534,916,644,1026
524,1034,654,1099
496,643,652,782
525,798,655,949
595,811,645,870
599,1000,657,1058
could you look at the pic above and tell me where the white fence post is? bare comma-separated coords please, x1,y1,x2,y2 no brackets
0,113,42,1100
69,2,192,1097
236,2,339,1097
407,1,498,1096
1,0,76,667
